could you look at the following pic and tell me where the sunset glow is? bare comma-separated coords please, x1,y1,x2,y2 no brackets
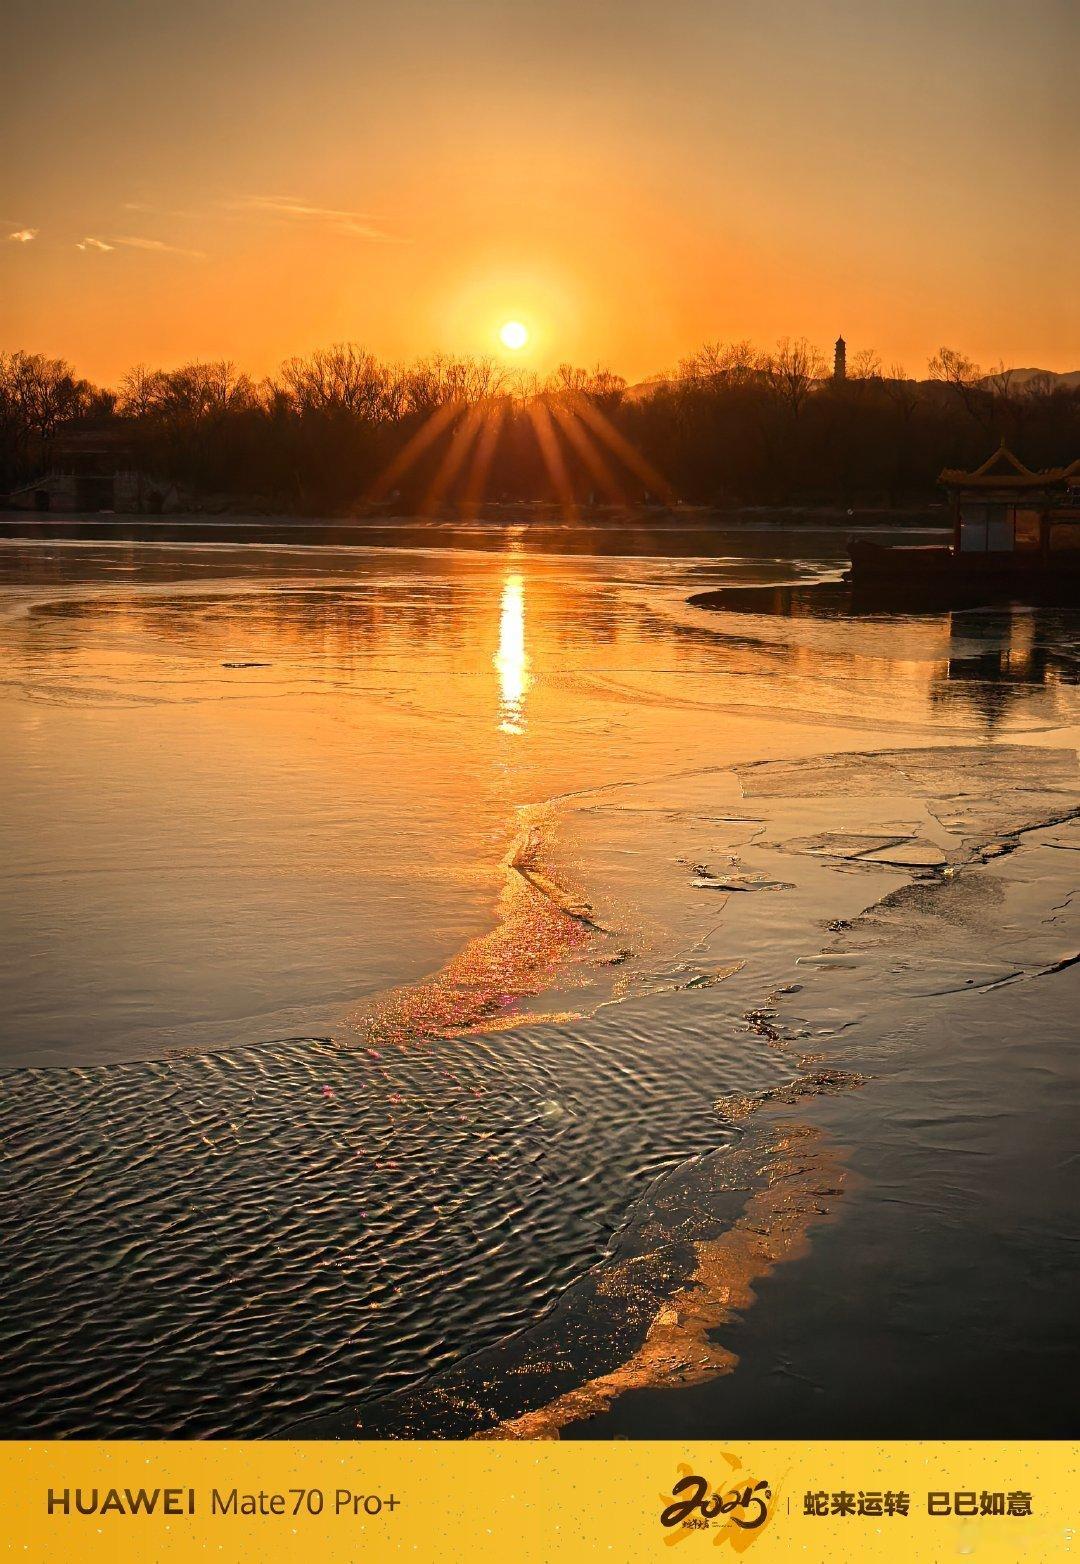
2,1,1076,382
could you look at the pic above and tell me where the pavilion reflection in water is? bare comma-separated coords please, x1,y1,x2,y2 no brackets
930,604,1078,730
698,580,1076,733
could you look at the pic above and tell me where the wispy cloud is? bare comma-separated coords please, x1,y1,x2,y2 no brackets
76,233,205,259
114,235,206,258
8,228,38,243
232,195,398,242
123,201,201,218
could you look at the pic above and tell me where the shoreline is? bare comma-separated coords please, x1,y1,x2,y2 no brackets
0,507,949,545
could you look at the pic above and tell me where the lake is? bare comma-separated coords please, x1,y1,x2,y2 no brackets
0,523,1076,1438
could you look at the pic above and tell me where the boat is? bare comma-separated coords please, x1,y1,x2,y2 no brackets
847,445,1080,596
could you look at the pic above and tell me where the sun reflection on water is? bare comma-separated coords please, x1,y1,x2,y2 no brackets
495,572,530,733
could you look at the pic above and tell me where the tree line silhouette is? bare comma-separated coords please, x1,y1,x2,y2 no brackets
1,339,1077,513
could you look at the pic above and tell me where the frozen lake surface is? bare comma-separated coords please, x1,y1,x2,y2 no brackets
0,526,1076,1437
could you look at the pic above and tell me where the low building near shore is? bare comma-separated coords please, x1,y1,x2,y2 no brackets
3,417,181,513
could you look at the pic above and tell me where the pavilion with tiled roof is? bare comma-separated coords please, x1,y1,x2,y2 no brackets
939,443,1080,559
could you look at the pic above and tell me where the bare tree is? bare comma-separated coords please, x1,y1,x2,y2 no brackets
0,351,93,439
117,364,166,419
277,344,404,421
403,355,512,417
881,364,919,418
928,345,993,431
850,348,883,381
766,337,827,418
545,364,627,412
679,339,763,389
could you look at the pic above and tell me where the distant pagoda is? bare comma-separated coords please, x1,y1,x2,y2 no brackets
834,335,847,381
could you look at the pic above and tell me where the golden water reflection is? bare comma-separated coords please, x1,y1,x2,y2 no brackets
495,572,530,733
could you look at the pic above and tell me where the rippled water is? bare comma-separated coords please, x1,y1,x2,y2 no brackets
0,525,1077,1437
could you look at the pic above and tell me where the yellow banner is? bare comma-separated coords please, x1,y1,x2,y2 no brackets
0,1441,1074,1561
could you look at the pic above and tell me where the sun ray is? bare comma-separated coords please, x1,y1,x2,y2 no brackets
547,399,629,507
526,400,579,521
420,404,486,514
460,399,506,516
566,394,674,504
367,399,462,502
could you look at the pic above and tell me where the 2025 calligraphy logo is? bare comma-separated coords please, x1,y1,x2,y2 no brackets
660,1458,778,1551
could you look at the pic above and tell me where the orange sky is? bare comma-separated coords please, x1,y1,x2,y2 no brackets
2,0,1077,385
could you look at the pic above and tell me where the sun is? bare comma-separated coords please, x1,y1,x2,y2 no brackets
499,320,528,351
